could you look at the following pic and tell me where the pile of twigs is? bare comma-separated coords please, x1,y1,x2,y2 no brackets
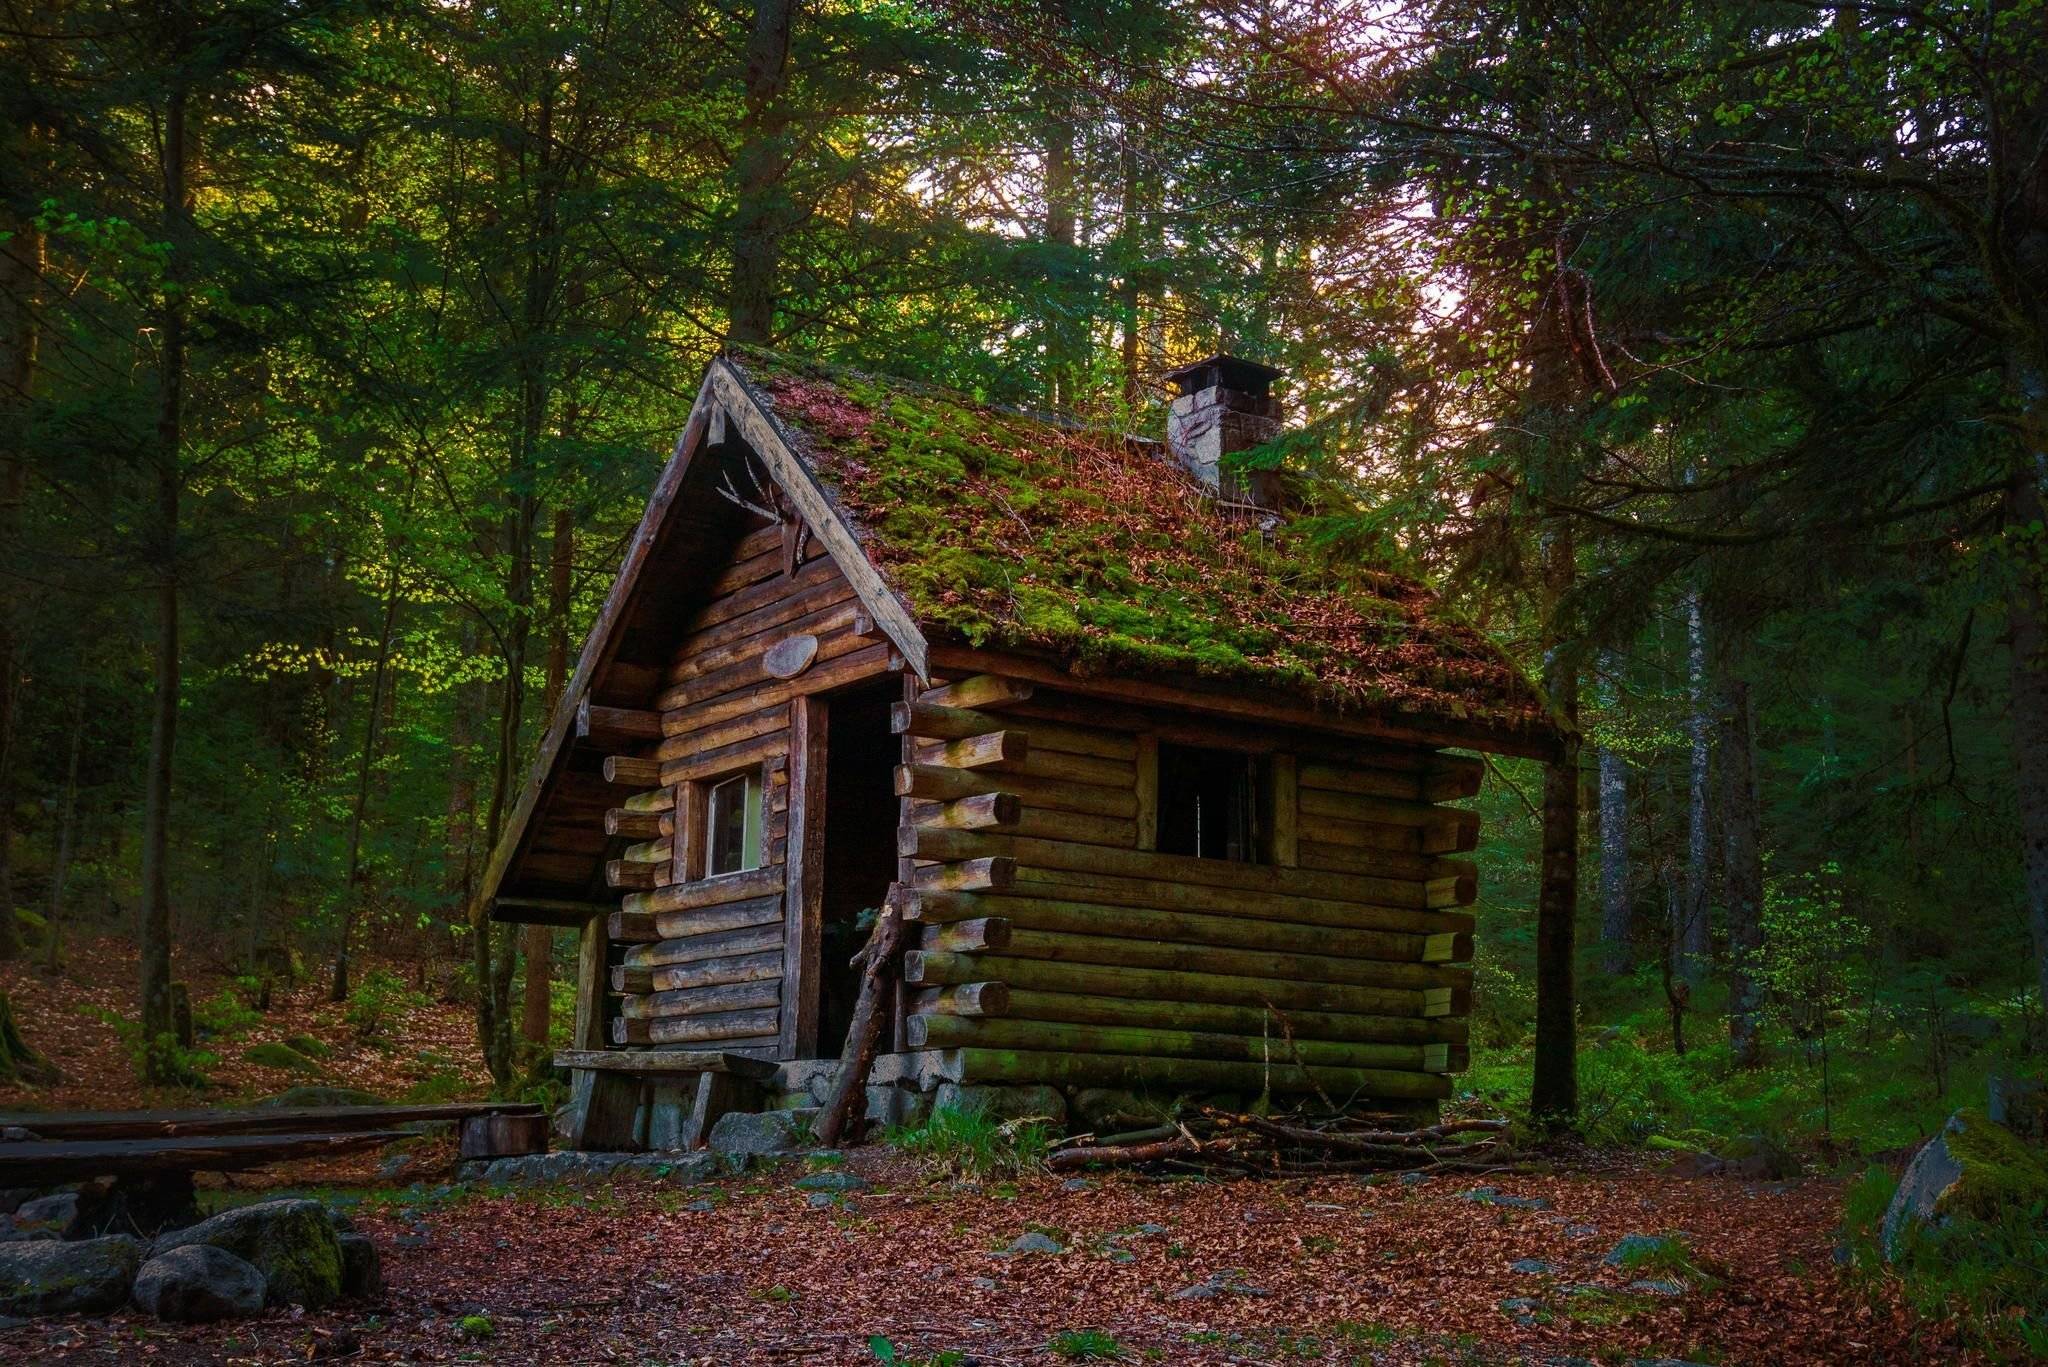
1047,1108,1515,1178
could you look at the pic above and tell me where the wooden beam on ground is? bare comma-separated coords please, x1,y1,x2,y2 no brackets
0,1103,541,1143
0,1131,414,1182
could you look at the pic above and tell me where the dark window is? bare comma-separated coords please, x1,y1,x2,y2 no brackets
1156,743,1260,861
705,770,762,876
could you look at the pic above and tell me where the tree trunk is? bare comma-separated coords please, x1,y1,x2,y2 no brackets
139,85,189,1079
2010,435,2048,1016
1679,586,1712,980
520,508,574,1053
0,167,45,963
331,553,403,1001
727,0,797,344
1532,516,1580,1121
44,678,85,973
1721,672,1765,1067
1596,663,1630,974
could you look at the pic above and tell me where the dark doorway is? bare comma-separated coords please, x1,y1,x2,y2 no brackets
817,679,901,1054
1156,742,1262,862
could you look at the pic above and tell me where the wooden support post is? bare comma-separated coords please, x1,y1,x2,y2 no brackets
814,887,906,1147
1134,734,1159,852
781,696,827,1058
1270,752,1299,867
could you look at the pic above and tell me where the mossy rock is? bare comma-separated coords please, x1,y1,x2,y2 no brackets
1940,1108,2048,1221
258,1085,381,1109
152,1199,344,1309
281,1034,332,1060
243,1042,323,1074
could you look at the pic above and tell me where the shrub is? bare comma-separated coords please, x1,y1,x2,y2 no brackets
1047,1329,1127,1360
886,1104,1051,1180
193,989,262,1039
869,1337,965,1367
345,968,430,1041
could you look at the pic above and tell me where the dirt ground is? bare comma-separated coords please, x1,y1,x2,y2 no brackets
5,1152,1943,1366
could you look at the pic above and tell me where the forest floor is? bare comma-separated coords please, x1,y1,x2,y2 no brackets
1,944,1954,1365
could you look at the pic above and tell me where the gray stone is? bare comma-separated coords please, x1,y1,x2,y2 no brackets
793,1170,868,1194
1061,1178,1097,1193
933,1082,1067,1129
804,1193,838,1210
1398,1171,1427,1186
709,1108,817,1156
1603,1234,1672,1269
1882,1114,1968,1260
377,1153,416,1183
153,1199,344,1309
685,1199,717,1213
10,1193,79,1239
1171,1270,1269,1300
468,1151,720,1185
1498,1297,1541,1312
1565,1224,1599,1239
132,1245,266,1322
1626,1279,1686,1297
1134,1223,1168,1237
1460,1186,1551,1211
0,1234,142,1315
1509,1258,1558,1276
338,1234,381,1298
1001,1231,1065,1256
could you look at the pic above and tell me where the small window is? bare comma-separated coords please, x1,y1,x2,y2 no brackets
705,770,763,876
1156,743,1261,862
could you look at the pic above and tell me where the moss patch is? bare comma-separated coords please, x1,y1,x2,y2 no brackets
731,349,1549,738
1943,1108,2048,1221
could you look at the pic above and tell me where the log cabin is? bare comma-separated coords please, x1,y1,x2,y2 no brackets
477,348,1564,1148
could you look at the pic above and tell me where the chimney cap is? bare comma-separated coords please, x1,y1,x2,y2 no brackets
1164,353,1282,399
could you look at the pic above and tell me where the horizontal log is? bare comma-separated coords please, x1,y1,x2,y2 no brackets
656,623,871,713
621,920,784,971
623,787,674,814
903,890,1476,953
611,966,655,994
976,747,1130,787
892,700,1004,741
666,578,857,685
911,857,1016,894
908,982,1010,1018
994,927,1469,991
612,1007,781,1046
0,1102,540,1143
622,837,672,864
898,828,1427,909
895,763,1137,818
0,1132,415,1183
657,642,900,737
986,988,1469,1046
685,550,845,634
605,860,662,891
1000,869,1453,928
1424,754,1485,802
617,978,780,1021
1297,760,1425,801
608,910,660,943
928,1046,1453,1100
907,1015,1466,1073
1299,811,1421,854
667,598,858,689
624,864,785,917
649,948,784,994
654,701,788,764
605,808,668,839
578,702,662,746
659,730,789,787
917,730,1027,771
603,756,662,788
916,918,1012,954
1299,786,1479,842
552,1047,780,1079
653,891,788,941
918,792,1021,831
920,674,1033,711
1005,718,1134,761
905,951,1468,1019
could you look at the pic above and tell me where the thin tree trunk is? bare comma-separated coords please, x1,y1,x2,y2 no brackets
727,0,797,344
1533,576,1581,1121
2010,436,2048,1015
520,508,574,1053
1680,585,1712,979
44,678,85,971
0,166,45,963
1597,662,1630,974
1721,671,1765,1067
139,85,189,1077
330,553,403,1001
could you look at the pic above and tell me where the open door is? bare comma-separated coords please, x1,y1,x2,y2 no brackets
816,679,902,1055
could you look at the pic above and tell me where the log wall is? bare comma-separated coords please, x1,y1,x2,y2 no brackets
894,674,1481,1102
597,521,899,1053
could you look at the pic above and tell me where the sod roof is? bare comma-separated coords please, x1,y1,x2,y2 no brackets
728,350,1557,749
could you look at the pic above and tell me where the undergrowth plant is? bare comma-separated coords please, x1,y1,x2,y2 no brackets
885,1104,1052,1180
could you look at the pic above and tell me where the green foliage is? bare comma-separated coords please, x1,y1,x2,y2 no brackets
192,989,262,1040
345,969,430,1043
1046,1329,1127,1361
455,1315,494,1341
81,1006,214,1089
885,1104,1052,1181
243,1041,325,1075
868,1337,966,1367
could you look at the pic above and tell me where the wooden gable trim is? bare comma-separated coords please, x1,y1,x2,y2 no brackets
480,370,720,923
706,359,930,681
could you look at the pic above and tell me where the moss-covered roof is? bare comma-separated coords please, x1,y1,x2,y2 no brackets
730,349,1555,745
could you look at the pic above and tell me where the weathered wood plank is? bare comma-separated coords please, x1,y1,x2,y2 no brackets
894,764,1137,818
903,889,1475,951
781,695,828,1059
613,1006,782,1046
553,1048,778,1079
904,951,1468,1019
919,674,1033,711
624,865,785,917
907,1015,1466,1073
929,1046,1454,1100
619,922,784,972
938,987,1470,1047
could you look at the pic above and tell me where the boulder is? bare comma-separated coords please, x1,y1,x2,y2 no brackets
153,1199,344,1309
338,1234,381,1298
8,1193,79,1239
467,1150,720,1185
0,1234,142,1315
1000,1231,1065,1256
792,1170,868,1195
258,1085,382,1109
708,1108,817,1157
932,1083,1067,1129
131,1244,266,1322
1882,1108,2048,1260
1988,1073,2046,1142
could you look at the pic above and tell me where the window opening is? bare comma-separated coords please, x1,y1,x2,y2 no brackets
705,769,763,875
1156,743,1261,862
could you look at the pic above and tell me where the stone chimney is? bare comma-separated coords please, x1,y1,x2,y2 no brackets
1163,354,1283,507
